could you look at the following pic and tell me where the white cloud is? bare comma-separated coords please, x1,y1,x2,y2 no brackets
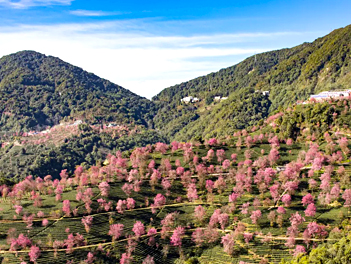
0,0,73,9
69,9,127,17
0,21,316,98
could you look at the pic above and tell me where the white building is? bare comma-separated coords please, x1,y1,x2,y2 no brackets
262,91,270,96
181,96,194,103
73,120,83,125
181,96,200,103
214,96,221,101
310,90,351,101
221,97,228,101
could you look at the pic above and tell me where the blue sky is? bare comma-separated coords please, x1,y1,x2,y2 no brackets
0,0,350,98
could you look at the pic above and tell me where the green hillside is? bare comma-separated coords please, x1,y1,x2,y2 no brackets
0,51,156,131
174,88,271,141
0,106,351,263
153,24,351,141
0,123,166,181
0,51,165,181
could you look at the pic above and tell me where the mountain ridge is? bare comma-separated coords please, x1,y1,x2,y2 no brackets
0,50,156,131
152,24,351,141
1,24,351,140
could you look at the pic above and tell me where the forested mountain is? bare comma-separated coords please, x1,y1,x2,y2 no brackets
1,24,351,180
2,24,351,140
153,24,351,141
0,51,156,131
0,51,164,180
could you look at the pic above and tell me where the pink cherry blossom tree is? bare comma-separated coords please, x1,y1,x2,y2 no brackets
142,255,155,264
98,182,110,197
221,233,235,255
250,210,262,225
42,219,49,227
170,226,185,247
161,178,172,196
305,203,316,217
132,221,145,238
116,200,127,214
126,198,135,210
194,205,206,223
243,232,253,244
147,228,157,246
109,224,124,241
218,213,229,230
192,228,205,247
187,183,198,202
342,189,351,207
85,252,95,264
216,149,226,163
28,245,40,262
293,245,306,257
268,148,280,166
214,177,227,193
302,193,314,206
14,205,23,215
338,137,350,155
152,193,166,214
120,253,133,264
62,200,71,217
82,216,93,233
281,194,292,207
161,212,178,239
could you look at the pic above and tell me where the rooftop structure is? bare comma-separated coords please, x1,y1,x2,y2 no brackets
310,90,351,101
181,96,200,103
181,96,193,103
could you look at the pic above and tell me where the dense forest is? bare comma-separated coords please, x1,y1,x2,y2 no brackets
0,124,166,181
0,51,156,131
174,88,271,141
153,24,351,141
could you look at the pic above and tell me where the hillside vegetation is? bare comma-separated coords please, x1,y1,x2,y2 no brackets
0,100,351,263
0,123,166,181
153,24,351,141
0,51,165,181
0,51,156,131
174,89,271,141
2,22,351,264
2,24,351,142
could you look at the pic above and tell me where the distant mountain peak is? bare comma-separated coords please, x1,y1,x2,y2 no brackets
0,51,155,131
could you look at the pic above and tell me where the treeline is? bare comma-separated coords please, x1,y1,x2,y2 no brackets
0,124,166,181
153,24,351,142
281,231,351,264
272,99,351,141
0,51,156,132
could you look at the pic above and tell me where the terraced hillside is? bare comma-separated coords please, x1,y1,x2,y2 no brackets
1,98,351,263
